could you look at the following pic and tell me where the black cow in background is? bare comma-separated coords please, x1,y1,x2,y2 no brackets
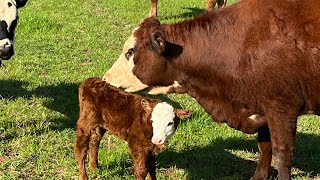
0,0,28,65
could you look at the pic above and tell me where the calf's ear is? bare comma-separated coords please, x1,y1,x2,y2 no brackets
16,0,28,8
141,99,153,114
175,109,192,119
151,31,166,55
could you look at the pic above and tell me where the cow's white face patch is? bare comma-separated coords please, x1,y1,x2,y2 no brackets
103,25,181,94
103,27,149,92
0,0,17,33
151,102,176,145
0,0,18,60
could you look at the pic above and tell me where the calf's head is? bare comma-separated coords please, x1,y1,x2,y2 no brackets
0,0,27,61
141,99,192,145
103,17,183,94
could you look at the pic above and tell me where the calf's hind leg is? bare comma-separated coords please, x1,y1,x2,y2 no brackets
89,126,106,170
74,127,91,180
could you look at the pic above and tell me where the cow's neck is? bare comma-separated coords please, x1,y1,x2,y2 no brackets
162,6,255,123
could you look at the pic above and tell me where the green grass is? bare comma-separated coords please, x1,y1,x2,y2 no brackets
0,0,319,179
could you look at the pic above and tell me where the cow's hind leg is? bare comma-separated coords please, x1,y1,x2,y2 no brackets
251,126,272,180
217,0,227,8
150,0,158,17
89,126,106,170
206,0,216,12
75,126,91,180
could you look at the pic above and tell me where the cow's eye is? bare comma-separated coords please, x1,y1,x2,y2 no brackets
125,48,134,60
167,122,173,126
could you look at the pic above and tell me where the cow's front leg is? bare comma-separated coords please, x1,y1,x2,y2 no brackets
268,115,297,180
251,126,272,180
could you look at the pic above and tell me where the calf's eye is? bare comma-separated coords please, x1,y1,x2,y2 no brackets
125,48,134,60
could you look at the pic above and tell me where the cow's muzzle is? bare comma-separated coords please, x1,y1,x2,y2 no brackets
0,43,14,60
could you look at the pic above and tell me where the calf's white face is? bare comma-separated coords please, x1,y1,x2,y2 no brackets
151,102,176,145
145,101,191,145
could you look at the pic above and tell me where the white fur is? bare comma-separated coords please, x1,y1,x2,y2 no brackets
0,0,18,32
151,102,176,145
102,27,149,92
249,114,260,120
0,38,12,47
0,0,17,48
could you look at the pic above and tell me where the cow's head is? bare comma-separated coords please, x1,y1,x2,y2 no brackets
103,17,184,94
0,0,28,63
141,99,192,145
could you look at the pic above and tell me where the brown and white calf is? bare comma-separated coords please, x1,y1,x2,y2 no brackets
74,77,191,180
149,0,227,17
103,0,320,179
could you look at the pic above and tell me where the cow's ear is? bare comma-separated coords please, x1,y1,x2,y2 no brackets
141,99,153,114
175,109,192,119
16,0,28,8
151,31,166,54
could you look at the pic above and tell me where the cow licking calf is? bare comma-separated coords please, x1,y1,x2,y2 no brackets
74,77,191,180
0,0,28,65
149,0,227,17
103,0,320,179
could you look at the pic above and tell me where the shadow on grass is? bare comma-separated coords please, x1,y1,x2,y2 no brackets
33,82,80,130
0,79,32,100
155,132,320,179
0,79,80,132
99,132,320,179
157,136,259,179
160,7,206,20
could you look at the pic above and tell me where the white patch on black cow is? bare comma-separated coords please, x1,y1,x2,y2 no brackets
151,102,176,145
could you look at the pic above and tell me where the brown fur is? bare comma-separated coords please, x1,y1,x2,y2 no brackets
121,0,320,179
74,77,188,180
150,0,227,17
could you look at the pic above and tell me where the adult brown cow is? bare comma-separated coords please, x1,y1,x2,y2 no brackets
103,0,320,179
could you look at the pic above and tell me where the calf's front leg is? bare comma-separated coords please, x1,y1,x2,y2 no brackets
129,145,150,180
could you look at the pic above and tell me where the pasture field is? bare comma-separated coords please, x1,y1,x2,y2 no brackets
0,0,319,179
